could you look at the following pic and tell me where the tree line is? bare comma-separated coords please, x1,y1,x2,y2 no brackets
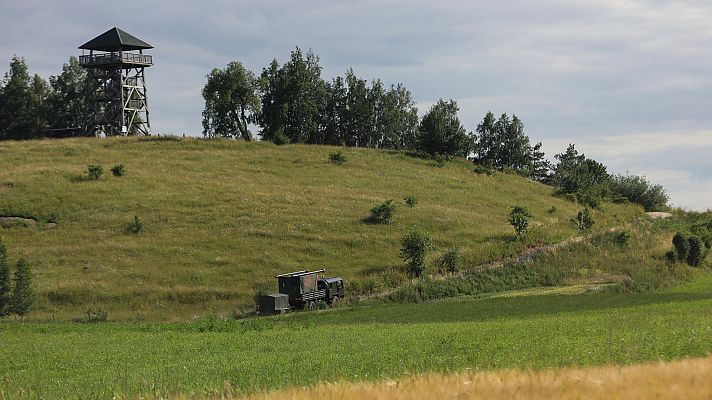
0,56,89,139
0,51,669,211
202,47,668,211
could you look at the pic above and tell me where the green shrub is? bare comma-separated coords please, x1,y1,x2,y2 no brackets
547,206,557,214
576,188,603,209
365,200,396,224
439,246,461,273
85,165,103,180
10,258,34,316
129,216,143,234
434,154,449,167
472,164,495,176
272,128,290,145
672,232,690,261
329,152,346,165
686,236,707,267
573,208,594,231
400,227,433,278
404,195,418,207
613,230,631,248
111,164,125,177
0,243,10,317
610,174,669,211
665,250,677,265
508,206,531,237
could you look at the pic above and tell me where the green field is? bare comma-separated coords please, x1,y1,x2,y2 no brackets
0,137,641,320
2,271,712,399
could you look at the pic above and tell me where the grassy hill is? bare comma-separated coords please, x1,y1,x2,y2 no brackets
0,137,641,320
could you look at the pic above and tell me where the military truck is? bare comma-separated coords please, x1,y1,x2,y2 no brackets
257,269,344,315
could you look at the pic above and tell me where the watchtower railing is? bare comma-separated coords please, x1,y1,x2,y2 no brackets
79,52,153,67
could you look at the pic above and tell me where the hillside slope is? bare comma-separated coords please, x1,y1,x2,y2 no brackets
0,137,641,320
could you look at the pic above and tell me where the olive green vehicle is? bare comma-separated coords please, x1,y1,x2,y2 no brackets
258,269,344,315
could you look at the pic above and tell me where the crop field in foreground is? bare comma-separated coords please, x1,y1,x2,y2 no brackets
243,355,712,400
1,273,712,399
0,137,640,320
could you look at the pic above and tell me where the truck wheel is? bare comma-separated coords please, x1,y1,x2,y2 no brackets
331,296,340,307
308,301,316,311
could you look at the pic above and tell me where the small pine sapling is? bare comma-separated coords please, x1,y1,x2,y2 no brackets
10,258,34,316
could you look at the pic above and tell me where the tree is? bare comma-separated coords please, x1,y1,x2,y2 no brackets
472,112,550,181
322,76,348,145
0,56,50,139
417,99,472,157
202,61,260,140
400,227,433,277
10,257,33,316
551,144,611,206
509,206,531,237
0,243,11,317
378,83,419,149
258,48,327,144
343,69,373,147
46,56,89,129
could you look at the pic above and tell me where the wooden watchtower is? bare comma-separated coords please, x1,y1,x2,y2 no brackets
79,27,153,136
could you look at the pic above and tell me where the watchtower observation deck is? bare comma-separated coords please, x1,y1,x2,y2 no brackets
78,27,153,136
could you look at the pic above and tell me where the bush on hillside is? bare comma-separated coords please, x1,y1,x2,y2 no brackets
472,164,495,176
404,195,417,207
272,128,290,145
672,232,690,262
686,236,707,267
614,230,631,248
365,200,396,224
400,227,433,278
329,151,347,165
573,208,595,231
0,243,10,317
129,215,143,234
610,174,669,212
508,206,531,237
10,258,34,316
438,246,461,273
111,164,125,177
85,164,103,180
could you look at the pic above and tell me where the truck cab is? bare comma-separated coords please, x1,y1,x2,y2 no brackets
318,277,344,304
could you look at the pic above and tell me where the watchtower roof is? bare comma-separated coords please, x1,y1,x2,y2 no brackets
79,27,153,52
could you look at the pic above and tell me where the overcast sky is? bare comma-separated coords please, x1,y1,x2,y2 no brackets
1,0,710,210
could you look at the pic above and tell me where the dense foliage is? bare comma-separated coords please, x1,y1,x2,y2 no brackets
472,112,549,180
0,243,11,317
416,99,472,157
0,56,88,139
610,174,669,211
201,61,260,140
401,227,433,277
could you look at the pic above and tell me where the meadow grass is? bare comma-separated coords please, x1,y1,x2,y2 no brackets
1,272,712,399
0,137,641,320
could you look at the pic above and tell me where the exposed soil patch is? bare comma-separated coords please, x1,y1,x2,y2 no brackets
646,212,672,219
0,216,56,229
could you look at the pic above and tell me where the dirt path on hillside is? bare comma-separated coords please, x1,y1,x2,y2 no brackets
357,226,626,303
